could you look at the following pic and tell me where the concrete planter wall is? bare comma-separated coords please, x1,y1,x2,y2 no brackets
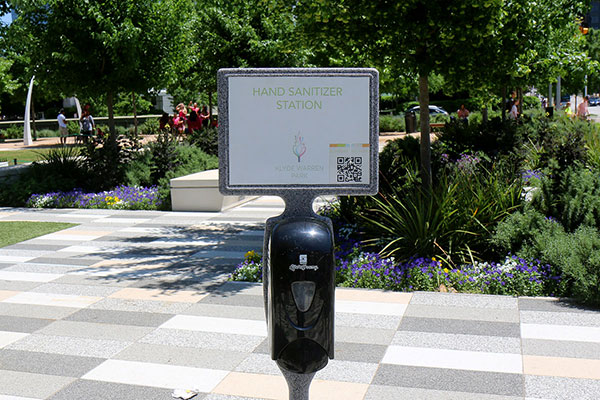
0,164,31,184
170,169,254,212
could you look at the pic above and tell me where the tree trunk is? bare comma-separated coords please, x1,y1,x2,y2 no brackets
518,87,523,116
107,90,116,140
31,98,37,141
501,86,506,120
132,92,138,136
208,91,213,123
418,73,431,189
482,106,488,123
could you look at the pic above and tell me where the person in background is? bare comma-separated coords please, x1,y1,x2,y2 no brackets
187,102,201,133
564,102,574,118
509,99,520,120
159,112,170,130
79,109,94,143
57,108,68,145
200,105,210,129
457,104,470,123
577,96,589,120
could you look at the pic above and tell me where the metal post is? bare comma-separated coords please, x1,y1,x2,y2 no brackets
585,75,588,97
549,83,553,106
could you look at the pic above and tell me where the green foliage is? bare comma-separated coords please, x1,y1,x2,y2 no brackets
0,57,18,102
532,166,600,233
149,130,180,185
80,134,141,191
583,121,600,169
2,125,22,139
362,159,522,265
379,115,404,132
492,208,600,305
187,127,219,157
0,146,88,206
138,119,160,136
523,95,541,110
36,129,57,138
433,118,520,159
380,94,398,111
8,0,190,134
124,130,218,209
177,0,303,97
113,92,154,116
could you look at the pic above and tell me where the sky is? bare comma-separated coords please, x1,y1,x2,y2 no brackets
1,13,11,25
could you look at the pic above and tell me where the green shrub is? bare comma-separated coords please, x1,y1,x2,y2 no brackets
68,121,80,135
433,118,520,159
379,115,404,132
531,165,600,232
492,208,600,305
3,125,22,139
80,134,141,191
380,94,398,112
138,118,159,136
0,147,88,206
34,129,56,138
187,127,218,157
583,122,600,169
523,95,541,110
125,131,218,210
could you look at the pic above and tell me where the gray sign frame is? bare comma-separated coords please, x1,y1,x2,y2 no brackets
218,68,379,196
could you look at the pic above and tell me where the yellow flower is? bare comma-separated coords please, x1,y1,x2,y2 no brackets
104,196,120,206
443,268,449,273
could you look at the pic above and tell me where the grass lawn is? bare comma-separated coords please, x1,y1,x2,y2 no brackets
0,221,77,248
0,145,83,164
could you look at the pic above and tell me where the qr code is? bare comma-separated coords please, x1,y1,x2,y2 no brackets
337,157,363,182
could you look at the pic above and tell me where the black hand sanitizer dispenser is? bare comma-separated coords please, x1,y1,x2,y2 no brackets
268,217,335,374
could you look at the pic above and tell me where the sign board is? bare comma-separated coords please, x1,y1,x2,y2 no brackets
218,68,378,196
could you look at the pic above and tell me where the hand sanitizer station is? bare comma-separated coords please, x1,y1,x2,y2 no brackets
218,68,379,400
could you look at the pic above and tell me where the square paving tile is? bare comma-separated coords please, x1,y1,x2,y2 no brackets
0,370,74,399
141,329,264,352
65,308,174,327
36,320,154,342
372,365,524,397
6,334,131,358
82,359,228,391
114,342,248,370
525,375,600,400
0,349,104,377
48,379,174,400
0,315,53,333
399,316,521,337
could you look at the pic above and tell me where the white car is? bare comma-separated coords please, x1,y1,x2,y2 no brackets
406,105,449,115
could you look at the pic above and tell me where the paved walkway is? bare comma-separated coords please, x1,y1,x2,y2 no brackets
0,198,599,399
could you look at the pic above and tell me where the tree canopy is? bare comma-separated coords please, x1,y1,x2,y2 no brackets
293,0,593,184
5,0,190,133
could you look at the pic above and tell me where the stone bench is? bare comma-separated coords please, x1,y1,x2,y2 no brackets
170,169,254,212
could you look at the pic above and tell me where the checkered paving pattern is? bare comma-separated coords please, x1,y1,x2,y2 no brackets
1,197,600,399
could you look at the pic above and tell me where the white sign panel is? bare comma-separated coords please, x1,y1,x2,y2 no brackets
219,68,378,195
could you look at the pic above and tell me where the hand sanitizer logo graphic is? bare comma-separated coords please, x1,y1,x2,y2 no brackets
293,134,306,163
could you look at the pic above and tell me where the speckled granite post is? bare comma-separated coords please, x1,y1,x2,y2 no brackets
280,366,316,400
218,68,379,400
